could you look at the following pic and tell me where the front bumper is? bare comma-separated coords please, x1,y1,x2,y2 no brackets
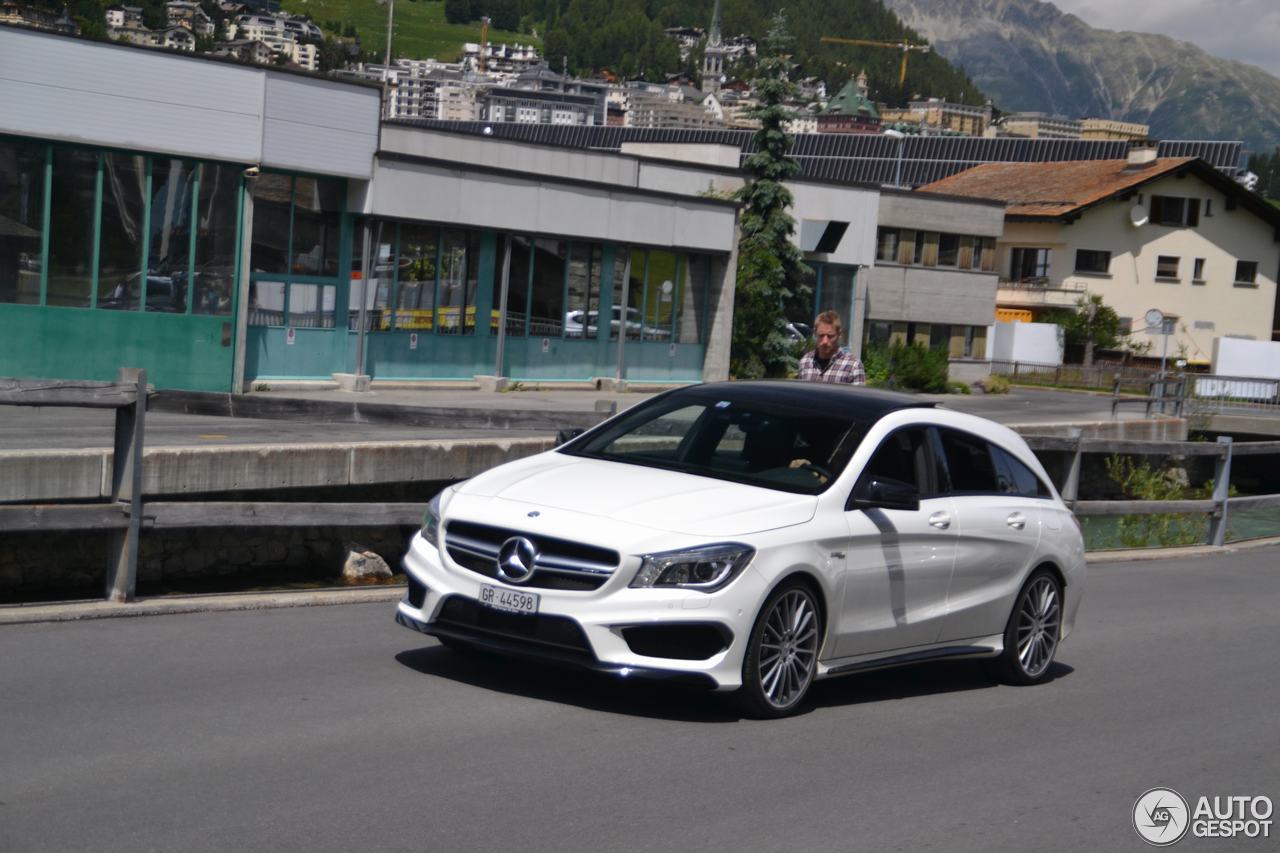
395,532,764,691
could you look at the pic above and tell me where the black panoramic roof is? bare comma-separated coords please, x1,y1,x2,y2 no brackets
673,380,933,421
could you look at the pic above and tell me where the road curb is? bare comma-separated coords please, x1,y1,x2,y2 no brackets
0,585,406,626
1086,536,1280,563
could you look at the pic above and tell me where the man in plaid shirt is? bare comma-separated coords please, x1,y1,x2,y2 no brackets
797,310,866,385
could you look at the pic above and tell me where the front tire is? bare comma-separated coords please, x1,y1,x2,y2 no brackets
736,582,822,718
989,569,1063,685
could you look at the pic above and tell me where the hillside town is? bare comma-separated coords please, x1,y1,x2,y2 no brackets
3,0,1155,140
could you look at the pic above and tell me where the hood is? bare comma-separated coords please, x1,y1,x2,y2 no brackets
456,452,817,538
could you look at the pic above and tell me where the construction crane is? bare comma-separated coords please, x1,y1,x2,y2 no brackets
819,36,930,90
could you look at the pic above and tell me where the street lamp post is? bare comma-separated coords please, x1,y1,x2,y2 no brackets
882,128,906,188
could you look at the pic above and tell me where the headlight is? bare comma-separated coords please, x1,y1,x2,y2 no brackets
629,543,755,592
420,492,442,546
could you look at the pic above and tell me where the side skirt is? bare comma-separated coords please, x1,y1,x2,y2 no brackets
817,636,1003,679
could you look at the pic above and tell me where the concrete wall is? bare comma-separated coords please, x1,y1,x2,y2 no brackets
865,265,998,327
0,438,555,502
879,190,1005,236
990,321,1064,364
0,27,379,178
363,159,737,254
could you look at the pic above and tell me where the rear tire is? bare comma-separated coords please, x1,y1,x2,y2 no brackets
736,582,822,718
987,569,1063,685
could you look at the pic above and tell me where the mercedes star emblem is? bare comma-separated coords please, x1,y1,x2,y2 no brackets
496,536,539,583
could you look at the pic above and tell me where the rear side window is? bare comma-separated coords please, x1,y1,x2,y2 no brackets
991,445,1052,498
937,429,999,493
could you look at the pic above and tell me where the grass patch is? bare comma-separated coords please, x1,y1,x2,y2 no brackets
283,0,540,61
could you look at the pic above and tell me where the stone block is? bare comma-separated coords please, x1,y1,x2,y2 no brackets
473,374,511,392
332,372,371,392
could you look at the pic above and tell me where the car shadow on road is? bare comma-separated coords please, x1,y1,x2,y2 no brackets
395,644,741,723
397,643,1075,721
809,659,1075,711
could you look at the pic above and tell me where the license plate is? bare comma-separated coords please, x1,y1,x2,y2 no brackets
478,584,539,615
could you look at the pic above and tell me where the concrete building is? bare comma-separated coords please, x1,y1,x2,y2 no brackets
998,112,1082,139
880,98,993,137
165,1,215,37
2,1,80,34
865,190,1005,374
626,90,723,130
0,25,742,392
479,88,596,126
1080,117,1150,142
921,145,1280,361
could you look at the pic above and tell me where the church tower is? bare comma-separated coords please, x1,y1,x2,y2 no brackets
701,0,726,95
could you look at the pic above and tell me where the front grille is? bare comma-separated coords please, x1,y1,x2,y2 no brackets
436,595,593,656
444,520,619,591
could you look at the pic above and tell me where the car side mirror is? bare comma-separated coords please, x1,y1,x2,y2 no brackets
847,476,920,512
555,428,585,447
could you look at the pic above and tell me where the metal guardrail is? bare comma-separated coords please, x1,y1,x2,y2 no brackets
990,360,1160,392
1025,432,1280,547
1185,373,1280,414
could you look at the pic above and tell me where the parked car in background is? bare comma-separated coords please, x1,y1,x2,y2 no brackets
396,381,1086,717
564,305,672,339
784,321,812,344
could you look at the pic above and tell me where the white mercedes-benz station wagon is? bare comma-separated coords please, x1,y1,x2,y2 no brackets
396,381,1086,717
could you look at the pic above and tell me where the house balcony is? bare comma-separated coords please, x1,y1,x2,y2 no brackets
996,277,1086,308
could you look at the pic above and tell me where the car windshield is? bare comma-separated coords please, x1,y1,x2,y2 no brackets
562,394,868,495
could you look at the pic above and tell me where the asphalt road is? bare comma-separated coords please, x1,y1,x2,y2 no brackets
2,549,1277,852
0,387,1138,449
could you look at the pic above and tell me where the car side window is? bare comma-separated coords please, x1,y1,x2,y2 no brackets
858,428,934,495
991,445,1052,498
938,429,999,494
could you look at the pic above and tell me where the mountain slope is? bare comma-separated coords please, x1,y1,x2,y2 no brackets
884,0,1280,151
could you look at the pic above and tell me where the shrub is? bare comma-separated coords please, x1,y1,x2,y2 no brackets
863,342,949,393
947,380,972,395
981,374,1010,394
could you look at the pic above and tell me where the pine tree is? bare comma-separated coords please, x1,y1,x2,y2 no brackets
730,11,812,379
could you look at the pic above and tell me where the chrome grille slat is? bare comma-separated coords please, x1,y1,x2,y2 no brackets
444,519,619,590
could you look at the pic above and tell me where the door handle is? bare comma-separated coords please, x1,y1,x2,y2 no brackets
1007,512,1026,530
928,511,951,530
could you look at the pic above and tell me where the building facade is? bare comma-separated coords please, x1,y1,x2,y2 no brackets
865,189,1005,361
0,27,739,391
922,150,1280,361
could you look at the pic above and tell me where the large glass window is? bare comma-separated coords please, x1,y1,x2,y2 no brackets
644,250,678,341
1150,195,1200,227
0,139,45,305
97,153,147,311
501,235,531,337
565,242,602,339
395,224,438,330
438,229,477,334
817,265,855,321
612,248,646,341
249,173,291,274
193,163,238,316
677,254,711,344
937,233,960,267
288,281,335,328
46,147,97,308
875,227,899,263
249,280,285,325
530,238,566,337
290,177,341,277
146,158,195,313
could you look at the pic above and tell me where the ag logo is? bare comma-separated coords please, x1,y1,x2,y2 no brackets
1134,788,1190,846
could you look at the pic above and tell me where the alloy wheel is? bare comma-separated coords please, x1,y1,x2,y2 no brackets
1015,575,1061,678
757,589,820,710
